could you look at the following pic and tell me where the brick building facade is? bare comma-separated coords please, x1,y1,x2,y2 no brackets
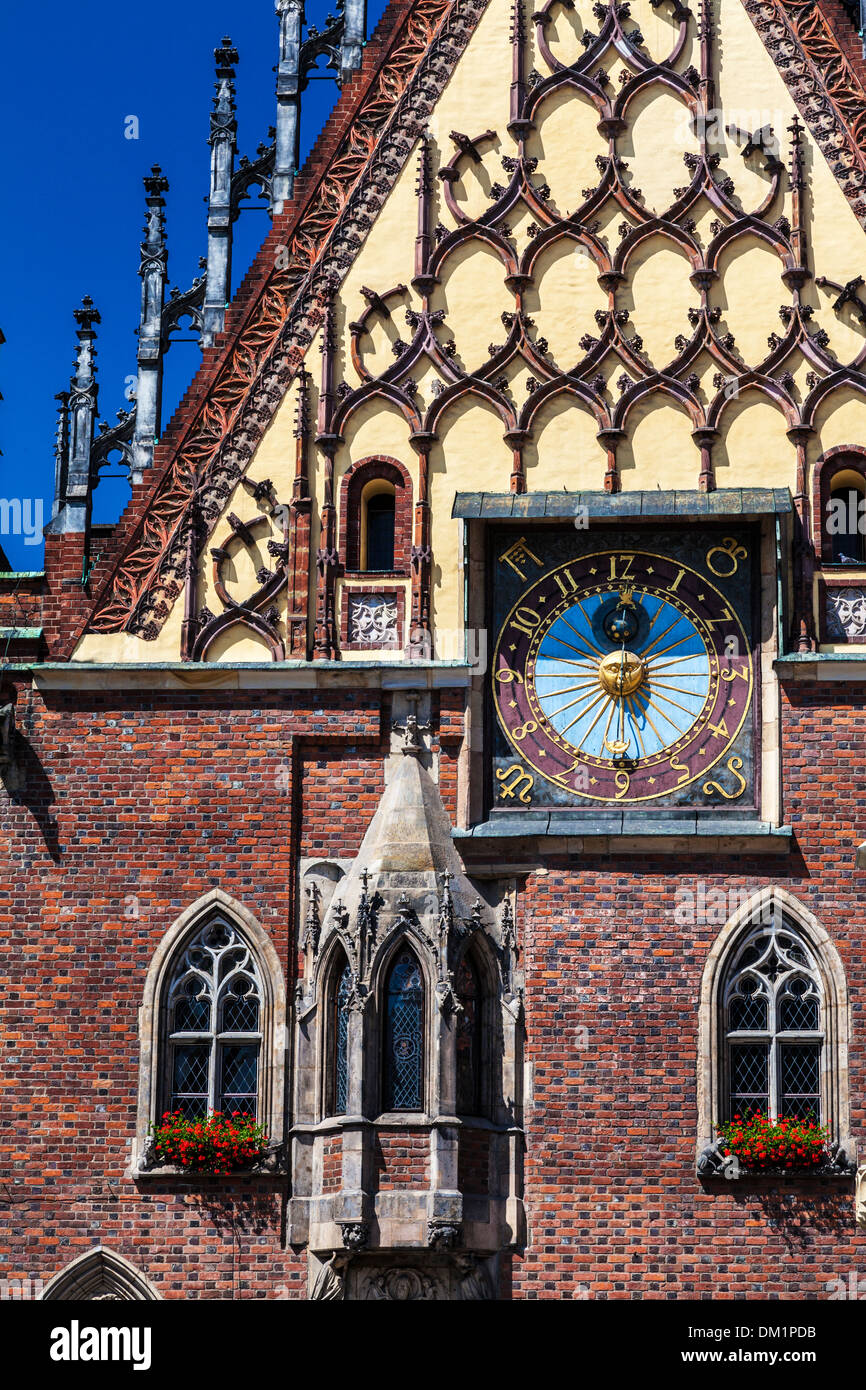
3,0,866,1300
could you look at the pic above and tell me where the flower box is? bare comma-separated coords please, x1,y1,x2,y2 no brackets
145,1110,270,1176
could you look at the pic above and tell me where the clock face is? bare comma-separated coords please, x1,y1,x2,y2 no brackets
491,532,756,809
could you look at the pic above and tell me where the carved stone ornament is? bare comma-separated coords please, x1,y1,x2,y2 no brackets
348,593,398,645
360,1266,437,1301
856,1165,866,1228
825,587,866,641
339,1221,370,1252
309,1253,350,1301
427,1220,462,1249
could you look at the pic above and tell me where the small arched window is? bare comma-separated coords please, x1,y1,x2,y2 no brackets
332,955,353,1116
722,917,823,1122
362,482,396,572
455,955,482,1116
165,916,263,1118
828,470,866,565
383,947,424,1112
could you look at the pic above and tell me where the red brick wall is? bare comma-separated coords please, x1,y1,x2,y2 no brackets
321,1136,343,1193
2,678,865,1298
0,686,380,1298
374,1130,429,1189
505,680,866,1300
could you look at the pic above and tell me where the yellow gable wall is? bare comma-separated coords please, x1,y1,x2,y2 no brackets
75,0,866,663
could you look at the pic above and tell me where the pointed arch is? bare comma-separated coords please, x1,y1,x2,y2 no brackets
41,1247,161,1301
134,889,287,1173
697,888,852,1159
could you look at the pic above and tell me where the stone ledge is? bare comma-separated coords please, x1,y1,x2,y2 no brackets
30,660,474,692
455,817,793,856
776,654,866,680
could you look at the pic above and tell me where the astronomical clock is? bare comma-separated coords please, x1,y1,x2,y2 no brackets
490,527,758,815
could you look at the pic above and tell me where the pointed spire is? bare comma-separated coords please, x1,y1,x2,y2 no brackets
292,363,311,500
52,392,70,521
785,116,810,288
131,165,169,481
48,298,100,535
273,1,303,212
202,37,239,346
340,0,367,80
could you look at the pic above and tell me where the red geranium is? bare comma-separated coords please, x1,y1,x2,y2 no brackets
148,1110,268,1174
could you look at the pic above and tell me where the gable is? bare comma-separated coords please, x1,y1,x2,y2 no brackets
73,0,866,664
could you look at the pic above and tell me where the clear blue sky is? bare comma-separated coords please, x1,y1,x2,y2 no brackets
0,1,388,569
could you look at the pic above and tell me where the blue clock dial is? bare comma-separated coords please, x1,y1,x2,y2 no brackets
534,592,711,761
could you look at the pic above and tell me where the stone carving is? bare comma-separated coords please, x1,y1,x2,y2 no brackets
348,593,398,645
456,1255,495,1301
825,587,866,641
427,1220,461,1249
309,1253,349,1301
856,1165,866,1228
360,1266,438,1300
339,1222,369,1252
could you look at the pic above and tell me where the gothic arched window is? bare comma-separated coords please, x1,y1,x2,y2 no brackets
722,916,824,1122
455,954,482,1116
332,956,353,1116
363,485,396,572
383,947,424,1112
165,916,263,1118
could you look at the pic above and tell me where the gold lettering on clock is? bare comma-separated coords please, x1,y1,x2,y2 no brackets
496,764,534,803
706,537,747,577
553,568,579,598
495,666,524,685
510,606,542,638
669,753,690,785
703,755,746,800
614,769,630,799
499,537,543,579
667,568,686,593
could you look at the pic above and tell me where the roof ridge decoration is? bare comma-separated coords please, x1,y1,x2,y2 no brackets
743,0,866,219
79,0,488,646
75,0,866,652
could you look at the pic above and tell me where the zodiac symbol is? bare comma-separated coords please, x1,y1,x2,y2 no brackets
496,764,534,803
703,755,746,800
706,537,747,578
512,720,538,742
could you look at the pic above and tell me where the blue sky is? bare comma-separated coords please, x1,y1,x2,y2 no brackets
0,1,388,569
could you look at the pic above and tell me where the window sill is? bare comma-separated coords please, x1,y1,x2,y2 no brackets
132,1162,287,1182
697,1141,857,1182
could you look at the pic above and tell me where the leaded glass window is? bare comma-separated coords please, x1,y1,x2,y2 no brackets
333,958,352,1116
455,955,481,1116
723,916,823,1122
166,917,262,1117
383,948,424,1112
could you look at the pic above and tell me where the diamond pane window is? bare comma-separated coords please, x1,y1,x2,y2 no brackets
171,1044,210,1116
729,1043,769,1117
165,916,263,1120
334,959,352,1116
722,915,824,1122
779,1044,821,1119
455,955,481,1116
383,948,424,1112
